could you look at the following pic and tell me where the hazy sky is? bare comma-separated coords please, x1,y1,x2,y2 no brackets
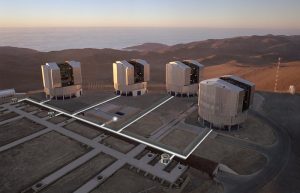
0,0,299,28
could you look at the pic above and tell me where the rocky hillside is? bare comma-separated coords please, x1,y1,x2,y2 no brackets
0,35,299,92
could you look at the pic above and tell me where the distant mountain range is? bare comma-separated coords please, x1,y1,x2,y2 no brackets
124,43,170,52
0,35,299,92
125,35,300,65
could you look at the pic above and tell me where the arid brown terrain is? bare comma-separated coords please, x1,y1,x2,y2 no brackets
0,35,299,92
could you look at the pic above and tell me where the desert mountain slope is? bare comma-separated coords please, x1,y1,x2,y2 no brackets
0,35,299,92
125,35,300,65
203,61,300,92
124,43,170,52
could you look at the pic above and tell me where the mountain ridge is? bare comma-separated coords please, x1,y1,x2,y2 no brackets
0,35,299,92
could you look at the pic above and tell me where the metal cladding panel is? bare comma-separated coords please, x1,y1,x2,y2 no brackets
221,75,256,107
68,61,82,85
143,62,150,82
44,62,62,88
41,65,51,89
198,79,247,126
50,67,62,88
166,62,173,85
198,66,204,82
216,86,239,116
172,64,185,86
166,63,170,85
72,67,82,85
67,61,81,68
46,62,60,70
113,61,134,86
113,62,124,86
184,67,191,85
125,64,134,85
113,62,119,88
166,62,189,87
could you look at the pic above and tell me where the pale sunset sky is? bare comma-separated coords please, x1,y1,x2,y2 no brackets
0,0,299,29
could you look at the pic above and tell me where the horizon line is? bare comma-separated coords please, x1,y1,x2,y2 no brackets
0,26,300,30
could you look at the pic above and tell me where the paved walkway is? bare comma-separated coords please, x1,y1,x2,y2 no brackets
0,101,189,193
0,115,23,126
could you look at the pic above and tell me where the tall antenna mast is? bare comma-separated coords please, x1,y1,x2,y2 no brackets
274,57,281,92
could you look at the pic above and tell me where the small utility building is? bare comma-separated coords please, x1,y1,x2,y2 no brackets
113,59,150,96
198,75,255,130
0,89,15,99
41,61,83,100
166,60,204,97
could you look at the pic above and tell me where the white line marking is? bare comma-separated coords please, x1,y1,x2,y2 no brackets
55,113,63,117
72,95,120,115
184,129,213,158
40,99,51,104
69,115,189,159
170,154,175,160
117,96,174,132
21,97,211,160
18,98,27,102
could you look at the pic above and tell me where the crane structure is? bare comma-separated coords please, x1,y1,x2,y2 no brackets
274,57,281,92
